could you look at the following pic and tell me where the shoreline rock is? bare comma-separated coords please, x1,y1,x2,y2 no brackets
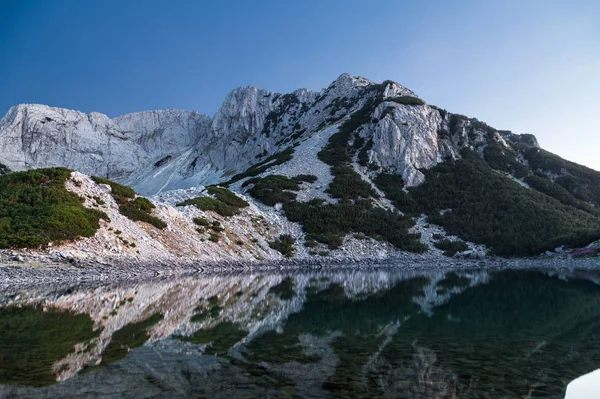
1,255,598,290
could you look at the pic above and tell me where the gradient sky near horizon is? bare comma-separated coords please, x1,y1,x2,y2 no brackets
1,0,599,170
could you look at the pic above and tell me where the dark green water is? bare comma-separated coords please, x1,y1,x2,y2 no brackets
1,267,599,398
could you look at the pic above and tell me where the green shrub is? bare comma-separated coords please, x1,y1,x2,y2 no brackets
0,168,108,248
523,147,600,208
91,176,135,204
119,197,166,229
386,96,425,106
304,238,318,248
268,234,296,258
269,277,296,300
193,217,211,227
292,174,318,183
374,173,418,213
407,149,600,256
317,98,382,201
318,97,381,167
92,196,105,206
210,224,225,232
94,314,163,367
175,322,247,355
0,306,99,386
434,239,469,257
177,197,236,217
327,165,377,200
248,175,300,206
90,176,166,229
483,140,529,178
524,174,598,215
208,233,220,242
178,187,248,217
206,186,249,208
284,200,426,252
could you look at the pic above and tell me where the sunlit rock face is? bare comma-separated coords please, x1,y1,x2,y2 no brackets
1,268,599,398
0,74,535,194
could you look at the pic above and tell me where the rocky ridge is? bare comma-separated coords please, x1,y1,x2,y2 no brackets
0,73,529,194
1,73,599,267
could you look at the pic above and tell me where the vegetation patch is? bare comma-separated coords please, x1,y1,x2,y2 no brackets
178,186,248,217
247,175,300,206
206,186,249,208
318,97,380,167
406,149,600,256
0,163,10,175
0,168,108,248
386,96,425,106
434,238,469,257
176,322,247,356
92,196,105,206
93,314,163,368
190,299,222,322
0,306,99,386
317,99,382,201
284,200,426,252
327,165,377,200
483,138,529,178
374,173,418,212
177,197,237,217
244,104,426,253
91,176,166,229
269,277,296,300
91,176,135,204
193,217,211,227
268,234,296,258
523,174,598,215
523,147,600,208
292,174,318,183
118,197,167,229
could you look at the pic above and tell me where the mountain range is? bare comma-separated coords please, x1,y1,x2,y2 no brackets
1,73,599,262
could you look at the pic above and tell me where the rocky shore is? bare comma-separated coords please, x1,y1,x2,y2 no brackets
1,252,598,290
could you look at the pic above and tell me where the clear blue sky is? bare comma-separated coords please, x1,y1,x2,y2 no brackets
1,0,599,169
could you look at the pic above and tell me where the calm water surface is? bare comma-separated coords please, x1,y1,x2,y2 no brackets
1,267,599,398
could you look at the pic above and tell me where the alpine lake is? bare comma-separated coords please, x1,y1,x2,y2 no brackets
1,265,600,398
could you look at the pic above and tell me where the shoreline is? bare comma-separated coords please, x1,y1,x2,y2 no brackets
1,255,599,289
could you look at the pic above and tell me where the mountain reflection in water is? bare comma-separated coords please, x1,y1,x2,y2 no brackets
1,267,600,398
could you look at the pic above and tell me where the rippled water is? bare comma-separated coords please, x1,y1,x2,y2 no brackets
1,267,599,398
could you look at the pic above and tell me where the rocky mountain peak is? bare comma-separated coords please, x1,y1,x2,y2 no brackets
333,73,374,89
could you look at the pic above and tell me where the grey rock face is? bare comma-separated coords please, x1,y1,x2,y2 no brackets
0,73,537,193
0,104,211,186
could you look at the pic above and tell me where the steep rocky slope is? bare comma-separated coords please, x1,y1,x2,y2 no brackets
1,73,599,261
0,74,511,194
